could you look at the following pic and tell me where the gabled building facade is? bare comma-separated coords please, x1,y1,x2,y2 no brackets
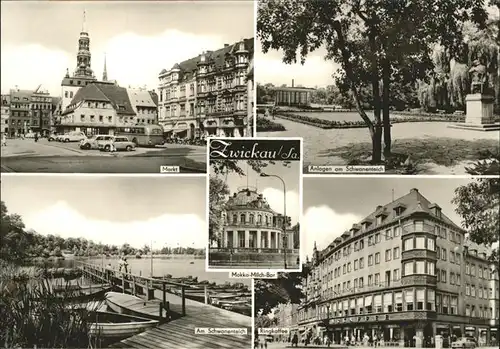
296,188,498,347
126,88,159,125
157,38,253,139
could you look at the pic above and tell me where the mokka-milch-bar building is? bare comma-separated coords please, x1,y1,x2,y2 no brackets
278,188,498,347
209,187,299,269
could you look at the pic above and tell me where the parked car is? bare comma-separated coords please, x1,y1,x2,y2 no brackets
25,132,36,139
48,133,58,141
98,136,136,152
60,131,87,143
451,337,476,349
80,135,114,150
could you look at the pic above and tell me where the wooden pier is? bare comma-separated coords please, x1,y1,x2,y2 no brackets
78,262,252,348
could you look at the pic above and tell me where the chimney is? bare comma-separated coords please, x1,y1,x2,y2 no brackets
292,79,294,87
376,205,383,211
410,188,419,193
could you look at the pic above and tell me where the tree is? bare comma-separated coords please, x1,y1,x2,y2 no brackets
254,271,305,316
255,315,273,328
452,178,500,264
258,0,487,162
209,176,230,244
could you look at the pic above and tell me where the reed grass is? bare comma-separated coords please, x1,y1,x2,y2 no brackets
0,260,102,348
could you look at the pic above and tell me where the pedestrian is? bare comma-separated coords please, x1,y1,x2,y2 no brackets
109,139,116,154
1,133,6,147
292,333,299,347
34,132,38,142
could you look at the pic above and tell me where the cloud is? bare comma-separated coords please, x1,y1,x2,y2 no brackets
261,187,300,226
1,30,225,96
23,201,206,249
302,206,362,261
256,53,340,88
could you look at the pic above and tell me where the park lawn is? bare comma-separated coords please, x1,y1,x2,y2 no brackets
333,138,499,173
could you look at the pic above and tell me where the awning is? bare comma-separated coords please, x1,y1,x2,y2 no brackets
452,326,461,329
465,327,476,331
491,328,497,332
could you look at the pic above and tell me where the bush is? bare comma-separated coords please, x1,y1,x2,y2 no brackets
256,116,286,132
0,261,100,348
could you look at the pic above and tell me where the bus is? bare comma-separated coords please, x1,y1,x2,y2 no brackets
115,125,165,147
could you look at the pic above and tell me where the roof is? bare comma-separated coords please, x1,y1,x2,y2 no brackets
9,89,33,101
62,82,136,116
225,187,275,213
159,37,254,82
273,86,316,91
126,88,157,111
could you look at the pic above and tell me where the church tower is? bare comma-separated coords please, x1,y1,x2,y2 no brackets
102,53,108,81
73,10,94,78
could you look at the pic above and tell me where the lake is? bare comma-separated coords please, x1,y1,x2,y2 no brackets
60,256,251,287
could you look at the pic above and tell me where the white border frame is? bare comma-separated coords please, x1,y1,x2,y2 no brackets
205,136,304,274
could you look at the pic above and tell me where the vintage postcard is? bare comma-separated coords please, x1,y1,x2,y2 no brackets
207,137,303,272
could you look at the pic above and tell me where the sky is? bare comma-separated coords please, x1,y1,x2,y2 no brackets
1,1,254,96
214,160,301,226
301,177,478,261
1,175,207,249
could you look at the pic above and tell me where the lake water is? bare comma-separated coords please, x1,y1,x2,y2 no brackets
62,257,251,287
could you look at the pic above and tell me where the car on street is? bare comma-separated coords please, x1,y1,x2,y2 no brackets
25,132,36,138
451,337,476,349
98,136,136,152
48,133,58,141
80,135,114,150
59,131,87,143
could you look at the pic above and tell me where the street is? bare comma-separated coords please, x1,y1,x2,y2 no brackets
0,138,207,173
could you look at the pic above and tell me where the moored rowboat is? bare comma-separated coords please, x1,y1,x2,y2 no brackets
88,311,159,339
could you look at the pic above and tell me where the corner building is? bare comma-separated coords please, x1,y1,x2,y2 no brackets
298,188,499,347
157,38,253,139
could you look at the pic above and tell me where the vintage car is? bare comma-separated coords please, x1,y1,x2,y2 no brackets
98,136,136,152
451,337,476,349
80,135,114,150
59,131,87,142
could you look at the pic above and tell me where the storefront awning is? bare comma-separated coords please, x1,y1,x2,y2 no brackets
465,327,476,331
491,328,498,332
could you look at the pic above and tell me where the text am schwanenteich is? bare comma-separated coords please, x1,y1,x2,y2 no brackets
209,140,299,161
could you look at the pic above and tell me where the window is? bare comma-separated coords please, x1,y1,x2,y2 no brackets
357,297,364,315
374,295,382,313
450,252,455,263
393,269,400,281
395,292,403,311
471,285,476,297
441,270,447,283
347,262,352,273
393,247,400,259
404,261,414,276
343,264,346,274
466,305,471,316
414,220,424,232
405,290,414,311
416,236,426,249
368,254,373,266
359,277,364,288
427,238,435,251
354,242,358,251
416,261,425,274
441,248,447,261
383,293,393,312
479,267,483,279
375,233,381,243
375,273,380,284
404,238,413,251
427,261,435,275
368,235,373,245
471,264,476,276
385,229,392,240
385,249,392,261
466,284,470,296
359,240,364,250
354,259,359,270
427,289,435,311
442,295,449,314
416,289,425,310
450,272,455,285
368,275,373,286
394,227,401,237
364,295,372,314
456,274,461,286
466,263,470,275
436,294,442,313
359,257,364,269
375,252,380,264
479,287,483,299
354,278,358,289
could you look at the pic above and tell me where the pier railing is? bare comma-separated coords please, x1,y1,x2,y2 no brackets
77,261,211,319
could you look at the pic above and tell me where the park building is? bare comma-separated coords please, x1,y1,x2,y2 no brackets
157,38,253,139
209,186,299,268
296,188,499,347
274,80,315,107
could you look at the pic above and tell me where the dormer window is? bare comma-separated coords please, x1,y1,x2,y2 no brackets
361,220,372,231
376,216,383,225
429,204,442,218
394,203,407,216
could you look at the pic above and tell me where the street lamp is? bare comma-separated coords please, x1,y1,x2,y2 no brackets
260,172,287,269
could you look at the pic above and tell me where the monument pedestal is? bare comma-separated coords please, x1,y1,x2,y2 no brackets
448,93,500,131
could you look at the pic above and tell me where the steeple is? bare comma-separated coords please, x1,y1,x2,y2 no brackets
73,9,94,78
102,53,108,81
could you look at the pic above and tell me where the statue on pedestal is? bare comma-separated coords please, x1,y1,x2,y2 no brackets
468,59,489,94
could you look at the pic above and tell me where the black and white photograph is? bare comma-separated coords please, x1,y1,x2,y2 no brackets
208,138,302,271
1,1,254,173
256,0,499,175
253,176,499,349
0,175,252,348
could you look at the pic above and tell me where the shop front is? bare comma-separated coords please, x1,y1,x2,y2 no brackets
490,327,498,346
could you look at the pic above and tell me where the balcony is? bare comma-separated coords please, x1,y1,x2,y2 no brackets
400,274,437,286
402,223,436,236
209,247,299,254
224,221,280,229
401,249,438,261
320,280,403,301
320,311,437,325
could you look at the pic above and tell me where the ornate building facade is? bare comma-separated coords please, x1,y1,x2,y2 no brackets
30,88,54,137
296,188,499,347
1,94,10,136
157,38,253,139
274,80,315,107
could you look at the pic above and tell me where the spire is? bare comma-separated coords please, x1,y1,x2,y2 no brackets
82,9,87,33
102,53,108,81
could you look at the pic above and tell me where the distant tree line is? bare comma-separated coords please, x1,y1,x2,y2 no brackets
0,201,204,264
